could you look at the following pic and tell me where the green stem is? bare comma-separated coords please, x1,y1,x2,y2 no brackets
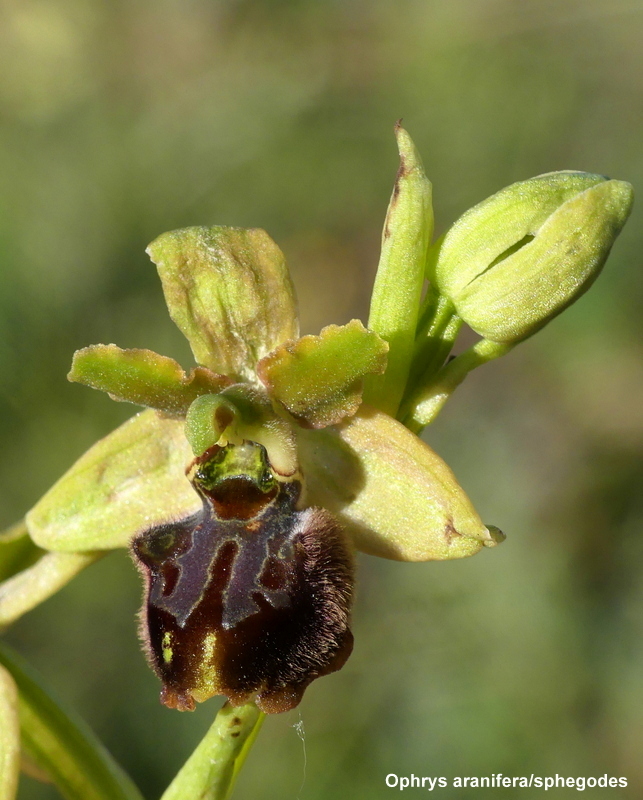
420,313,462,380
402,292,462,414
0,520,42,584
161,702,265,800
0,547,102,631
402,338,514,431
0,642,143,800
415,283,448,341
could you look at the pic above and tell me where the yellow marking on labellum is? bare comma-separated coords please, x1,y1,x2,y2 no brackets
191,632,219,703
162,631,173,663
203,632,217,662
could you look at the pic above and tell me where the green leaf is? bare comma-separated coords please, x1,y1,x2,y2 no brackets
26,410,200,552
0,664,19,800
257,320,388,428
0,551,101,630
69,345,229,416
298,406,503,561
148,226,299,381
0,643,144,800
161,702,264,800
363,124,433,416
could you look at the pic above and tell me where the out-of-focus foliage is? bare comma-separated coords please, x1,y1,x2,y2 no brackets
0,0,641,798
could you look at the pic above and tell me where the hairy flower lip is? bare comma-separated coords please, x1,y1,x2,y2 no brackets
132,443,354,715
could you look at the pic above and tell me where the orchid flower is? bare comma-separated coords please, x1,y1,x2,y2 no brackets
0,126,632,800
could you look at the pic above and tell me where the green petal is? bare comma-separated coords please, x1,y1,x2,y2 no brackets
26,410,200,552
0,552,101,630
298,407,502,561
257,320,388,429
0,665,19,800
147,226,299,381
69,345,230,416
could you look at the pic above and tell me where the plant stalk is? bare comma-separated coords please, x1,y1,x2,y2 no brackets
161,702,265,800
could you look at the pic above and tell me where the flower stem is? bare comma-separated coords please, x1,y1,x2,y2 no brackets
402,291,462,414
402,338,514,431
161,702,265,800
0,520,42,584
0,546,102,630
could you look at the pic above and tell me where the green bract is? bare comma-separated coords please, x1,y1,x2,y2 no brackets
364,123,433,416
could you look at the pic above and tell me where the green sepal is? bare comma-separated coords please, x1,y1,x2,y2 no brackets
363,124,433,416
69,345,230,416
0,664,19,800
298,406,503,561
431,172,634,343
147,226,299,381
257,320,388,429
0,551,102,630
0,643,144,800
26,410,200,552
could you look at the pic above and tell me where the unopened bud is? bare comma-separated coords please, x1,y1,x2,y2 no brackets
430,172,633,343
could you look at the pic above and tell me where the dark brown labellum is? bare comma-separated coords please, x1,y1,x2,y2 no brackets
131,441,354,713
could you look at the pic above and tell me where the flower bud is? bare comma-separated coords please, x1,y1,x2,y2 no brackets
430,172,634,343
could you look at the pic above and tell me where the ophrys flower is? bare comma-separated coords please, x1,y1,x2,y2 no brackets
3,125,631,718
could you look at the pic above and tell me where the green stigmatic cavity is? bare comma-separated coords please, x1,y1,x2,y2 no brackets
191,442,277,494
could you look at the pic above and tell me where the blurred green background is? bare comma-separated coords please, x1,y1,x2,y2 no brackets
1,0,642,798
